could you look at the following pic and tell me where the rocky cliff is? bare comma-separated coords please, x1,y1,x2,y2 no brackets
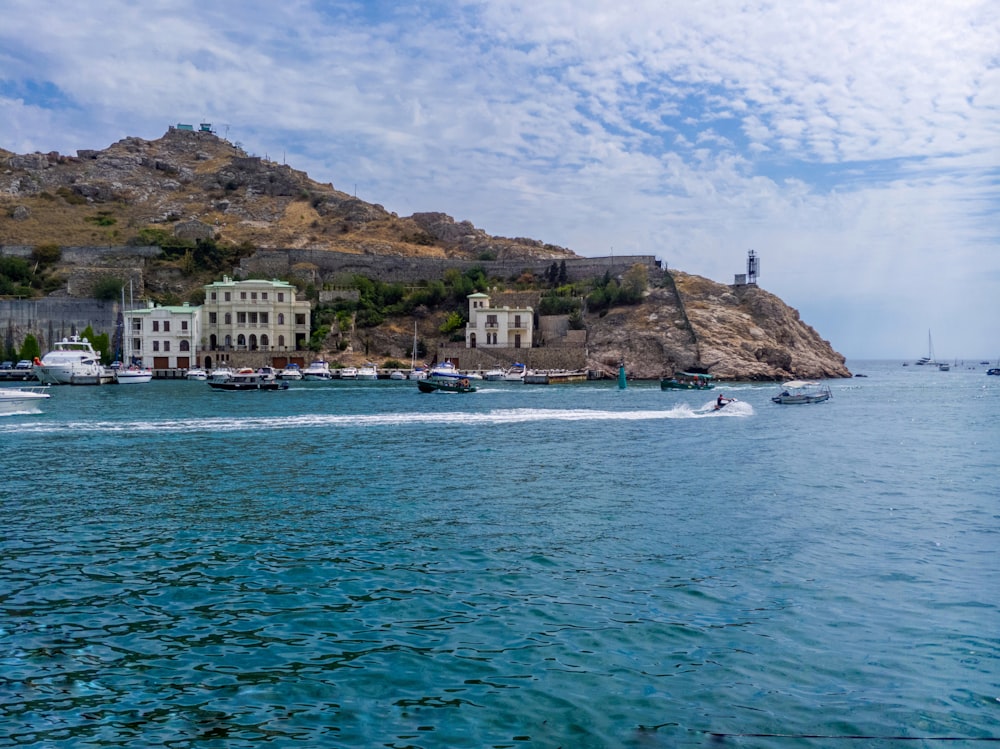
584,271,850,380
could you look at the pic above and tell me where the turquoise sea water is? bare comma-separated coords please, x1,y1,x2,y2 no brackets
1,361,997,748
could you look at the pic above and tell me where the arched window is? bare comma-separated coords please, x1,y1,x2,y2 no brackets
260,334,269,348
237,334,246,347
278,335,286,348
249,334,258,351
278,313,285,325
224,335,232,348
469,333,477,348
179,340,190,351
210,334,218,350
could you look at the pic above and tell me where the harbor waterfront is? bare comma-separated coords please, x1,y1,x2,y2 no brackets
1,362,997,748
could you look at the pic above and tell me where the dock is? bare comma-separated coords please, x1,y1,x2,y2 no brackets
523,369,588,385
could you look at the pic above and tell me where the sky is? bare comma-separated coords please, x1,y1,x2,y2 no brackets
2,0,998,360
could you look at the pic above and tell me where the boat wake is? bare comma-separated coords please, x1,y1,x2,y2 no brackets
1,404,752,435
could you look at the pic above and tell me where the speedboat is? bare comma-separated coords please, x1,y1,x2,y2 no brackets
429,360,462,380
34,336,106,385
357,362,379,380
407,367,428,380
502,363,526,382
388,370,407,380
484,367,506,381
113,363,153,384
185,367,208,381
302,361,333,381
771,380,832,405
278,363,303,380
208,368,288,391
208,366,234,383
0,386,50,415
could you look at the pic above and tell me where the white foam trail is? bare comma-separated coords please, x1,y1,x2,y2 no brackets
0,403,752,436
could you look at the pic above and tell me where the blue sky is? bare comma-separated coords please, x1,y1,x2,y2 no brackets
2,0,998,359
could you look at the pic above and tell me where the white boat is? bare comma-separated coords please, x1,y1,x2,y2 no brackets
278,363,303,380
407,368,428,380
388,370,407,380
484,367,506,381
357,362,379,380
208,366,235,383
771,380,832,405
503,362,526,382
114,365,153,384
339,366,358,379
114,282,153,384
406,322,427,380
428,360,462,380
915,330,942,366
185,367,208,381
302,361,333,381
34,336,106,385
0,386,51,415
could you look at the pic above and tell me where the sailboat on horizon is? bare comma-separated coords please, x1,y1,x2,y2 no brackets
914,330,941,367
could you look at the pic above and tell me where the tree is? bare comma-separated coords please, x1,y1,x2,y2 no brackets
18,334,41,361
558,260,568,285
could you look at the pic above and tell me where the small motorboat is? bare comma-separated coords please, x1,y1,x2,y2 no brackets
417,376,476,393
771,381,831,405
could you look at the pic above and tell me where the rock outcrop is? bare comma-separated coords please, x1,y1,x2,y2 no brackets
585,271,849,380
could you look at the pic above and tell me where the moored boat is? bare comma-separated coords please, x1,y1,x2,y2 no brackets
771,380,832,404
185,367,209,381
357,362,379,380
34,337,108,385
302,361,333,381
502,362,526,382
278,363,303,380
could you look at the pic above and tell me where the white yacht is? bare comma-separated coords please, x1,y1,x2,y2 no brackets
302,361,333,381
34,336,106,385
185,367,209,381
339,366,358,379
357,362,379,380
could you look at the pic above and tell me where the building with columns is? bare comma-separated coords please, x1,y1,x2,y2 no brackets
201,276,311,355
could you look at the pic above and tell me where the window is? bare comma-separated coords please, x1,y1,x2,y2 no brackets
224,313,232,325
153,341,160,352
278,335,286,348
249,312,258,325
259,312,268,324
210,292,217,301
131,337,141,353
260,334,269,347
209,312,217,324
262,292,268,300
152,321,160,332
163,321,170,332
164,341,170,352
277,313,285,325
237,312,247,324
514,315,522,328
181,321,188,331
278,293,285,302
240,292,247,300
237,334,246,347
131,319,141,332
180,340,190,351
295,314,306,326
224,292,231,301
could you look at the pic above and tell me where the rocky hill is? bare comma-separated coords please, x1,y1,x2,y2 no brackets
0,127,574,261
0,129,849,380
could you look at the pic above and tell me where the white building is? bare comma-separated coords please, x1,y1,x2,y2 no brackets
201,276,311,354
464,292,533,349
126,302,202,370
